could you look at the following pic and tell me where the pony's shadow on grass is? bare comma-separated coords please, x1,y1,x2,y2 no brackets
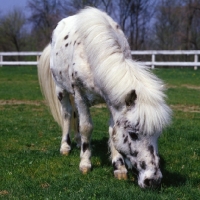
91,140,188,188
73,137,187,188
128,156,188,189
160,155,187,187
91,136,111,167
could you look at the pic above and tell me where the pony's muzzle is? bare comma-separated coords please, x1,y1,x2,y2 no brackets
143,177,162,189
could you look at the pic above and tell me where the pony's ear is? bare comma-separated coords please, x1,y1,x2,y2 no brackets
125,90,137,107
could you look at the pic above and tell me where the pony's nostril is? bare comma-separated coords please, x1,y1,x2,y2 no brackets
144,178,151,187
144,178,161,188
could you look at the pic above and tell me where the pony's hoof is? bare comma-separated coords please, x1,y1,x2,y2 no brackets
60,150,70,156
80,167,91,174
114,171,128,180
60,143,71,155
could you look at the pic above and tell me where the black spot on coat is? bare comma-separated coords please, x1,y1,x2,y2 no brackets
148,145,154,155
66,134,71,146
82,142,89,152
64,35,69,40
113,158,124,170
116,120,120,126
131,151,138,157
148,145,155,160
58,92,63,101
123,135,128,143
140,161,146,170
124,120,131,129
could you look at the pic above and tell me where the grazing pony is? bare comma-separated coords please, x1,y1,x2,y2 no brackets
38,7,171,188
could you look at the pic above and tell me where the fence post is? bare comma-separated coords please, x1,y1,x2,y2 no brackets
151,54,155,69
194,54,198,70
0,54,2,67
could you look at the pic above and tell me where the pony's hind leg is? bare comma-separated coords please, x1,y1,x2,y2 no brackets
109,119,128,180
56,86,72,155
74,87,93,174
70,95,81,148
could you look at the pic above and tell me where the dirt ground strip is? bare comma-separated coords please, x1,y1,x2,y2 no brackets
0,100,45,106
93,104,200,113
0,100,200,113
167,84,200,90
170,105,200,113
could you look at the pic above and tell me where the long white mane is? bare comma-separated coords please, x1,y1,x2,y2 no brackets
76,7,171,135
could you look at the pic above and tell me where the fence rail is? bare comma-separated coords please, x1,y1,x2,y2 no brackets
0,50,200,69
0,52,41,66
131,50,200,70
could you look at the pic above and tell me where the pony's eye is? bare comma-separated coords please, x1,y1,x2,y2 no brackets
128,132,138,140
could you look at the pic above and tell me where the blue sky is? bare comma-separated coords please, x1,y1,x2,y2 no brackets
0,0,28,15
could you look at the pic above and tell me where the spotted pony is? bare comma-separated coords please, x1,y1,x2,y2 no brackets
38,7,172,188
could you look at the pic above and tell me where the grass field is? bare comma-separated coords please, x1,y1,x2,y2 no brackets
0,66,200,199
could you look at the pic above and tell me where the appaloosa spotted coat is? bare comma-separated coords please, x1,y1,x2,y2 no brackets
38,7,171,188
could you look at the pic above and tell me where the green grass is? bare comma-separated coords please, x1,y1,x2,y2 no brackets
0,66,200,199
154,68,200,86
0,66,42,100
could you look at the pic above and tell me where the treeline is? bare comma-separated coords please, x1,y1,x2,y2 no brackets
0,0,200,52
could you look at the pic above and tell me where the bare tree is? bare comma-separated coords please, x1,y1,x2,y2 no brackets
153,0,181,50
100,0,114,14
153,0,200,50
118,0,156,50
181,0,200,49
27,0,62,48
0,7,27,52
71,0,100,10
60,0,101,15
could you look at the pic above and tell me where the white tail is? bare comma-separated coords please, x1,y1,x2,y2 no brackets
38,44,63,128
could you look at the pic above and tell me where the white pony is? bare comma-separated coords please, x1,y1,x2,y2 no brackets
38,7,171,188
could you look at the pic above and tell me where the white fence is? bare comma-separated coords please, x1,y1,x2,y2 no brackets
0,50,200,69
0,52,41,66
131,50,200,70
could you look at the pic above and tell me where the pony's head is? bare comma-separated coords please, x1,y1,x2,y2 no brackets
112,122,162,188
111,89,168,188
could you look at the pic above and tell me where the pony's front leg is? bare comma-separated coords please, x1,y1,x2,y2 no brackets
109,119,128,180
74,88,93,174
56,87,72,155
